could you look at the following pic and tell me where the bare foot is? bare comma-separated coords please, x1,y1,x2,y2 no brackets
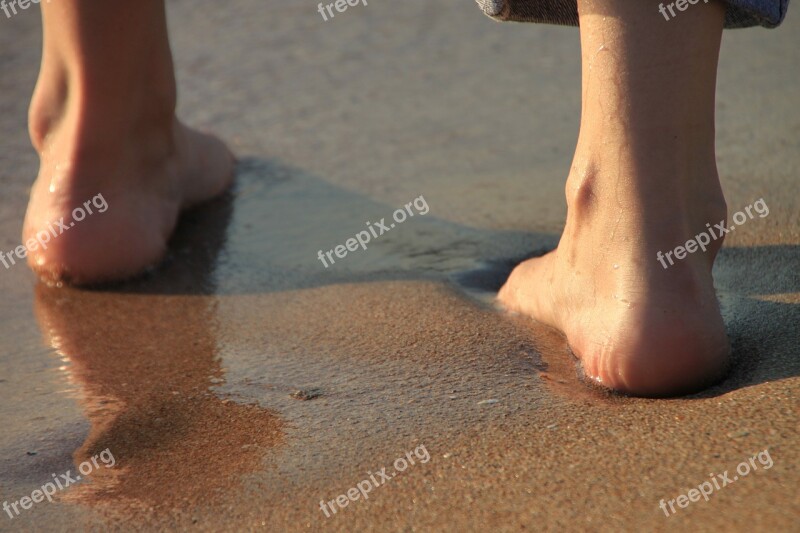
23,115,234,285
498,164,730,397
496,0,731,397
21,0,234,285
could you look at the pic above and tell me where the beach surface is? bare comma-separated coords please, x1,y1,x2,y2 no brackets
0,1,798,531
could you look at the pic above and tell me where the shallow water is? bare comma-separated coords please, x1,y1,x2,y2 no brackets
1,0,798,530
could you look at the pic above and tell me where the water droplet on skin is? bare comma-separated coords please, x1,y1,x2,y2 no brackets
613,263,619,269
49,162,73,192
613,293,632,308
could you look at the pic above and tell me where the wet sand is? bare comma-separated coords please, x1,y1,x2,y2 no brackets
0,0,798,531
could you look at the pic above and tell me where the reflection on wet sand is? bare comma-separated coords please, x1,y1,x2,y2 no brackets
31,195,285,516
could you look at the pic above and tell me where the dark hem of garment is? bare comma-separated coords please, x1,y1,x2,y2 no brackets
475,0,789,29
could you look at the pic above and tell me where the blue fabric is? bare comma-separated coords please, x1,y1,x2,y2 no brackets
475,0,790,28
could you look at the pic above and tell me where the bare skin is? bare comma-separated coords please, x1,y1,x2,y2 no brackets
23,0,234,284
498,0,731,396
22,0,729,396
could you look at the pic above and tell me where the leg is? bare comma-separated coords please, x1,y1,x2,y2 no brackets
498,0,730,396
23,0,234,284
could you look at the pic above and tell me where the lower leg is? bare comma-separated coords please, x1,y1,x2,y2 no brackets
24,0,234,284
499,0,730,396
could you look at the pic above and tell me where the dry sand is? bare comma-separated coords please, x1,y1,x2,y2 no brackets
0,0,797,531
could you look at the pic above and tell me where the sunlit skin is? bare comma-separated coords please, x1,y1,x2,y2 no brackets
21,0,730,396
22,0,234,284
498,0,730,396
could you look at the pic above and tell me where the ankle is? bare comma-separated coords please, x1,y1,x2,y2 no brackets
566,144,726,220
29,55,178,158
561,152,728,275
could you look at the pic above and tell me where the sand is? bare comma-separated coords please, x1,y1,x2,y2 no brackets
0,0,797,531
